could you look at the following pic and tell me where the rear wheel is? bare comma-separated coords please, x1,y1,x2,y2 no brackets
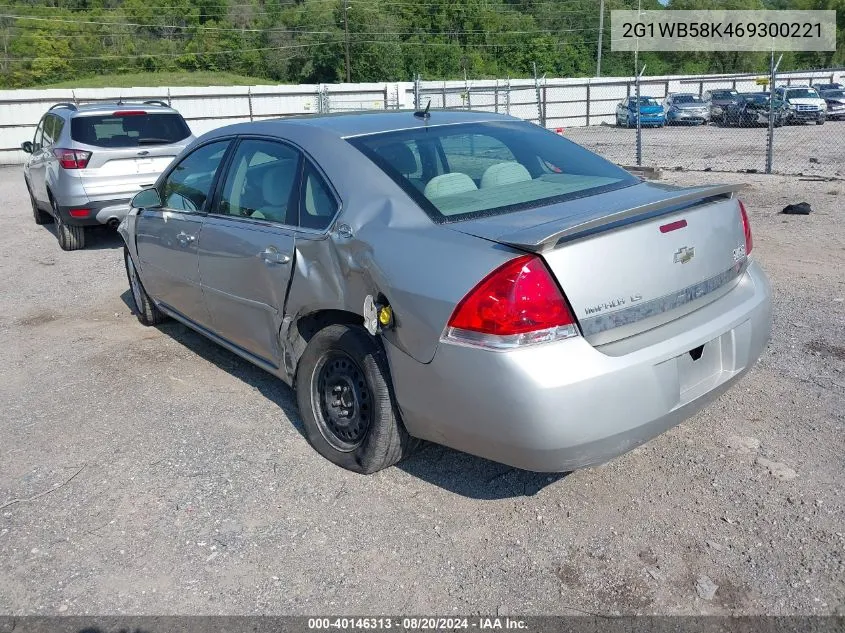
52,197,86,251
296,324,419,474
27,182,52,225
124,246,166,326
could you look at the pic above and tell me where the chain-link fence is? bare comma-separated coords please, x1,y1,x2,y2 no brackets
405,68,844,180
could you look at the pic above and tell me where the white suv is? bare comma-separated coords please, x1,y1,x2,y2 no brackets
775,86,827,125
22,101,194,250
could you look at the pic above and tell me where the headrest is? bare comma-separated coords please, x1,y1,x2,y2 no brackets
423,173,478,200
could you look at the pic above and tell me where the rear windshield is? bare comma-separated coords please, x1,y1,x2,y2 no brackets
349,120,637,222
71,112,191,148
711,90,738,99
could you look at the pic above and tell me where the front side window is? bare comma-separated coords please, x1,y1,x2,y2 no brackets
161,140,230,212
351,120,637,222
217,139,301,225
33,118,45,150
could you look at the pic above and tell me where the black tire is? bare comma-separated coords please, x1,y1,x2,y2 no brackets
27,182,52,225
296,324,419,474
52,197,86,251
124,246,166,326
816,118,825,125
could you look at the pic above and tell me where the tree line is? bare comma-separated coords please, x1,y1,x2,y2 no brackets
0,0,842,88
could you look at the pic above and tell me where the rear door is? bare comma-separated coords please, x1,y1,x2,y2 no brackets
70,110,193,201
197,138,304,367
135,139,231,328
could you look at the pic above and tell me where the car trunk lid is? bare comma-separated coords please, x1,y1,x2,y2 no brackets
446,182,749,345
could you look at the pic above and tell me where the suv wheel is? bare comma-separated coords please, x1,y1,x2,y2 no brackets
296,324,420,474
816,116,825,125
52,197,86,251
27,183,53,225
124,246,166,326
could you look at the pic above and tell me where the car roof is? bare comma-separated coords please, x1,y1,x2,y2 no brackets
203,109,517,139
48,102,178,117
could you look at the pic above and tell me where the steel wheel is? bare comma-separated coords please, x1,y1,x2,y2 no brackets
314,351,372,452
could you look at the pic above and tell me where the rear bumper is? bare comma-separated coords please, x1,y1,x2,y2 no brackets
55,198,131,226
388,260,772,472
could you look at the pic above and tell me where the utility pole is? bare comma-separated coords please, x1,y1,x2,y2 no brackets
343,0,351,82
596,0,604,77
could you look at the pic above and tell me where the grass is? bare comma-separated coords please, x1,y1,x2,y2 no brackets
37,71,274,89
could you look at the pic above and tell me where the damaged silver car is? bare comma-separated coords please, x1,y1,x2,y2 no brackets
120,111,772,474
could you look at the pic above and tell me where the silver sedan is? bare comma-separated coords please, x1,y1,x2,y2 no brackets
120,111,772,474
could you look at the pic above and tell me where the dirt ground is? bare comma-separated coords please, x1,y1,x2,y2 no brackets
0,166,842,616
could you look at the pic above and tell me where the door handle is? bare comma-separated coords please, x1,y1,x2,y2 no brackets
259,246,290,265
176,231,196,246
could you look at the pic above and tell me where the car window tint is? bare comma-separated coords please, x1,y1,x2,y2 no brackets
218,139,300,225
41,115,59,147
33,118,45,150
71,113,191,148
352,120,636,222
161,140,230,213
438,134,517,182
299,163,338,231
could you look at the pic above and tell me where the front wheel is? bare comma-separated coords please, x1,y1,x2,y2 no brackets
296,324,419,474
816,118,825,125
124,246,166,326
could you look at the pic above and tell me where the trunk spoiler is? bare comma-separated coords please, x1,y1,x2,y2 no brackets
496,183,744,253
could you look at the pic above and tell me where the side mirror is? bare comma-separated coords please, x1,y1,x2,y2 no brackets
21,141,33,154
131,187,162,209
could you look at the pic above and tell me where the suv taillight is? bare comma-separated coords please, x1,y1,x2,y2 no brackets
738,200,753,254
443,254,579,349
53,148,91,169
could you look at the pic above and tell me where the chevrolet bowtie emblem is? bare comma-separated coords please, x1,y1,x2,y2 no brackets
673,246,695,264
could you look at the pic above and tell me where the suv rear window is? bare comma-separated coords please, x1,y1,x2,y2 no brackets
350,120,637,222
71,112,191,148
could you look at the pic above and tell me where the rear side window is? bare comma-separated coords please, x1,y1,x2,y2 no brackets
351,120,637,222
71,112,191,148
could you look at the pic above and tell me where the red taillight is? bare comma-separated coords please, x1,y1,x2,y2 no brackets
445,254,579,348
113,110,146,116
68,208,90,218
738,200,753,254
53,148,91,169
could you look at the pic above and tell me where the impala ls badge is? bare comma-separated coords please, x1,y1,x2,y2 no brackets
673,246,695,264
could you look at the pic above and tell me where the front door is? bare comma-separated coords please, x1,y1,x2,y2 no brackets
198,138,302,366
28,116,49,204
134,139,231,328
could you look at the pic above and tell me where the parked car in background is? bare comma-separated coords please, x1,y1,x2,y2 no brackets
664,93,710,125
120,111,771,474
21,101,194,250
819,89,845,120
775,86,826,125
721,93,787,127
812,82,844,93
615,96,666,128
703,88,741,123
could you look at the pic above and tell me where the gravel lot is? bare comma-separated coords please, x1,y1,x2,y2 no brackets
564,120,845,178
0,165,843,616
